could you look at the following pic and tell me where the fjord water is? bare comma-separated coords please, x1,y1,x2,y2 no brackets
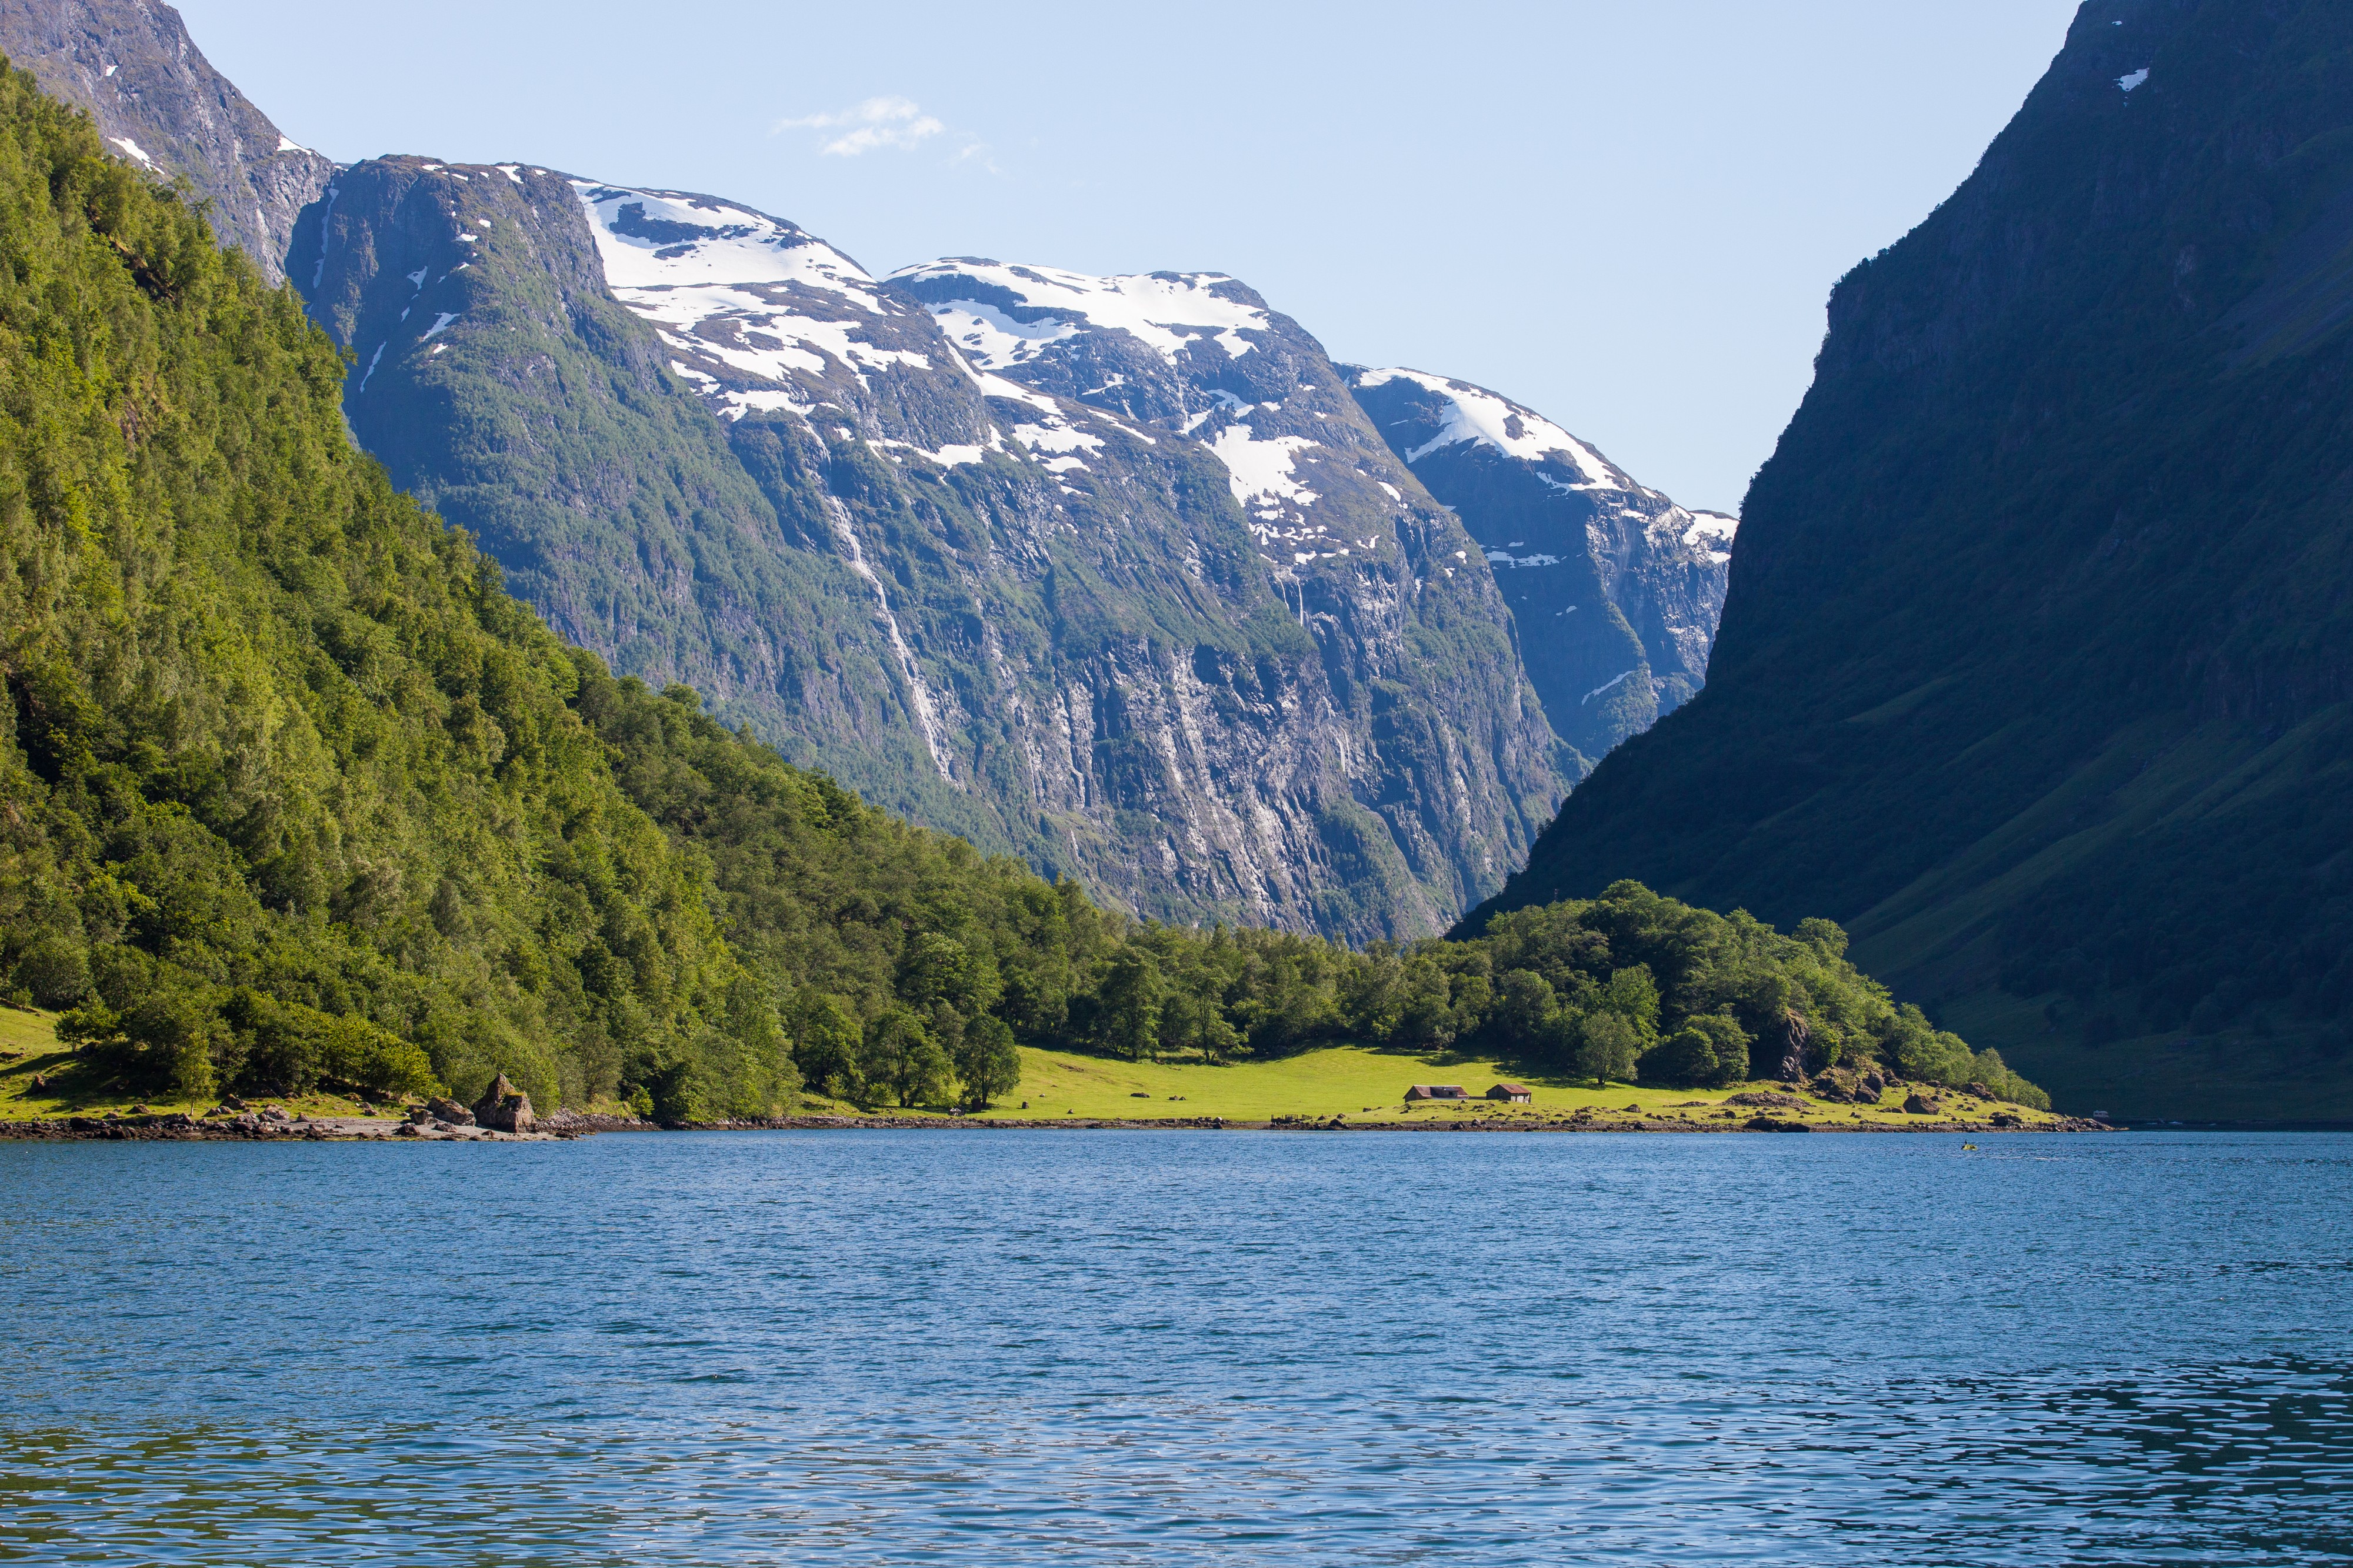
2,1133,2348,1565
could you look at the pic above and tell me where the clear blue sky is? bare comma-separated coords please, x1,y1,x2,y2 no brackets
178,0,2082,514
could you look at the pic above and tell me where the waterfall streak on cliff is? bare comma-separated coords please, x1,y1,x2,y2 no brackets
825,496,958,787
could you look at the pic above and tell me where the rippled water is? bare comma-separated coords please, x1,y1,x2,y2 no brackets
2,1130,2349,1564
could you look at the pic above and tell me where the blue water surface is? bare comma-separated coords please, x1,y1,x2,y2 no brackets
1,1130,2348,1565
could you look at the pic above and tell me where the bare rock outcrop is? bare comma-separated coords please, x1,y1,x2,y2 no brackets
472,1075,535,1134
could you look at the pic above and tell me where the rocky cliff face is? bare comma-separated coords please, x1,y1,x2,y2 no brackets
1344,367,1732,769
296,170,1569,939
0,0,331,281
0,0,1735,945
1474,0,2353,1119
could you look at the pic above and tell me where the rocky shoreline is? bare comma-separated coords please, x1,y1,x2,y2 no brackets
0,1109,2117,1142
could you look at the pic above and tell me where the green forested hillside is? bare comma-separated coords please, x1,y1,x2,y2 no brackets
0,62,2038,1120
561,668,2048,1111
0,62,766,1112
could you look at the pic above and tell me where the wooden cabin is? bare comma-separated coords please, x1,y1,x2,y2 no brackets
1405,1085,1469,1103
1487,1083,1534,1104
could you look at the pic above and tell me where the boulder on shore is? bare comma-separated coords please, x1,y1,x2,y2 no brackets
1904,1093,1942,1116
472,1075,535,1133
427,1096,475,1127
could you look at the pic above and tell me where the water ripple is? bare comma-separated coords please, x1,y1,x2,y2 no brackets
2,1131,2349,1563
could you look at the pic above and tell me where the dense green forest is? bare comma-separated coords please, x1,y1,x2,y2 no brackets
582,670,2048,1112
0,63,2044,1119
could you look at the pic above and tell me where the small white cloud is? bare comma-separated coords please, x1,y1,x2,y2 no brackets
773,96,945,156
951,141,1004,176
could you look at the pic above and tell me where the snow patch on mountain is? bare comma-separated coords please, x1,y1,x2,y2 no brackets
1357,368,1617,486
719,389,815,423
892,259,1270,365
1012,422,1104,457
944,347,1061,416
1679,509,1739,564
929,300,1082,367
1582,669,1641,706
871,436,992,469
1182,389,1252,436
576,180,929,389
576,184,874,301
1209,426,1318,508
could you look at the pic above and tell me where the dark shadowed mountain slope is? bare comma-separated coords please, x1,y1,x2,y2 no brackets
1471,0,2353,1119
1345,367,1733,769
0,0,331,280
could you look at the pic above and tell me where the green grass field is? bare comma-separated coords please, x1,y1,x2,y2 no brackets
821,1044,2064,1128
0,1009,384,1123
0,1008,2060,1129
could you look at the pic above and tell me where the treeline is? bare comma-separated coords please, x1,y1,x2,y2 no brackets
581,673,2050,1112
0,63,2045,1119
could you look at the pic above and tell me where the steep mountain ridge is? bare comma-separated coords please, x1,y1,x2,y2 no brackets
296,165,1571,939
1475,0,2353,1118
0,0,331,281
0,0,1729,942
1344,366,1732,766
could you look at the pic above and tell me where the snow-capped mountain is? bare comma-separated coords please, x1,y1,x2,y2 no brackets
574,188,1131,491
11,0,1732,939
888,260,1407,584
885,259,1730,772
1347,368,1734,767
0,0,333,283
294,159,1568,940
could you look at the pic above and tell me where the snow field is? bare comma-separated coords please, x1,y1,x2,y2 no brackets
891,259,1270,364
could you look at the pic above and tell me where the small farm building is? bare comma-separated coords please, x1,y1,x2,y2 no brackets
1405,1085,1469,1103
1487,1084,1534,1104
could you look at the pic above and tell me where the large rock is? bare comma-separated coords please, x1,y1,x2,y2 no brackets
1904,1093,1942,1117
472,1075,535,1133
426,1096,475,1127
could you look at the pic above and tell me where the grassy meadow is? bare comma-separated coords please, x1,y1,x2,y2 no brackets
823,1045,2067,1128
0,1007,2062,1129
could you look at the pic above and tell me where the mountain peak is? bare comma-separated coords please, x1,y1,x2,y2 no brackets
889,259,1274,369
0,0,334,282
1351,367,1628,491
